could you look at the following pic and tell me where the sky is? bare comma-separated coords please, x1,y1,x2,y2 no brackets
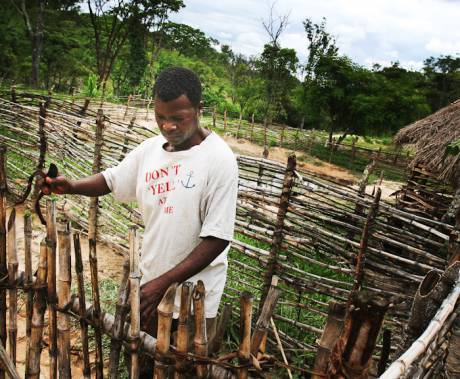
169,0,460,71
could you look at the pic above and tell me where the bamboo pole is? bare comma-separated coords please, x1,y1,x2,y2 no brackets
154,283,178,379
259,154,296,312
209,303,232,355
57,221,72,379
46,200,58,379
174,282,193,379
73,233,91,379
0,146,7,379
193,280,208,378
249,113,255,142
381,272,460,379
89,109,105,379
26,240,48,379
24,212,33,370
238,291,253,379
7,209,17,365
0,343,20,379
128,227,141,379
109,259,130,379
224,109,227,132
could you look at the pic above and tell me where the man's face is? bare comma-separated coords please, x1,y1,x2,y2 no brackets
154,94,201,151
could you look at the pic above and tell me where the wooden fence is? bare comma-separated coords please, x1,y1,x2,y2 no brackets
0,91,458,377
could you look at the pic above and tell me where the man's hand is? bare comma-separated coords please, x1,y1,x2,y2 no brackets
36,173,73,195
139,277,170,334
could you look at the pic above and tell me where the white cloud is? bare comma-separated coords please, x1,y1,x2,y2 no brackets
170,0,460,70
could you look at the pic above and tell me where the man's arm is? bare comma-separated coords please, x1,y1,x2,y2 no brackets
40,173,111,197
139,237,229,328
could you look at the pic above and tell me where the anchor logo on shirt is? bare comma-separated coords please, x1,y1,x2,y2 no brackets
181,171,196,189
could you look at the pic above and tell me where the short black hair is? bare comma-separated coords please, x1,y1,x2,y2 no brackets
153,67,202,108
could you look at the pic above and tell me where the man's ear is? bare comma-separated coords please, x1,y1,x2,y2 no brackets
197,101,204,116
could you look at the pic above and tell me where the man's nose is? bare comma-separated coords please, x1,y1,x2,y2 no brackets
161,120,177,132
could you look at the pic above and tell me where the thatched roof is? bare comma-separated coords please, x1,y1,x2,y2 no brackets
394,99,460,184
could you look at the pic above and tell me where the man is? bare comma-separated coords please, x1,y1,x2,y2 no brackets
39,67,238,375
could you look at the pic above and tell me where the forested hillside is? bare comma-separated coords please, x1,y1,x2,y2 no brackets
1,1,459,136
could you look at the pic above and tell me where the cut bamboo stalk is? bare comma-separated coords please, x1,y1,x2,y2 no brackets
238,291,253,379
193,280,208,379
154,282,178,379
128,227,141,379
208,303,232,355
7,209,17,365
57,221,72,379
0,146,7,379
89,108,105,379
73,233,91,379
312,301,347,379
398,261,460,355
0,342,20,379
109,259,130,379
251,276,280,356
46,199,58,379
26,239,48,379
174,282,193,379
24,212,33,370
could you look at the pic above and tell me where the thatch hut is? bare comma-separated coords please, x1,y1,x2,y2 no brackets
394,99,460,224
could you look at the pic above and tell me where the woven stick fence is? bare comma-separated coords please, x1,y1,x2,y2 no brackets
0,91,458,376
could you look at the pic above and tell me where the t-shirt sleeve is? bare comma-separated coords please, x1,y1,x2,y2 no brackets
200,153,238,241
101,143,144,203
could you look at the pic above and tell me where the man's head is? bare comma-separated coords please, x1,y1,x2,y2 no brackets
153,67,202,109
153,67,205,151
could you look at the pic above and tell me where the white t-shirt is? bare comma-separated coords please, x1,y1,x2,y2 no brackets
102,132,238,317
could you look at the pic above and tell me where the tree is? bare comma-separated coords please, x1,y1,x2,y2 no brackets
87,0,183,94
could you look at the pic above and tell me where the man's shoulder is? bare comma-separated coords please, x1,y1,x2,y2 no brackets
206,132,235,159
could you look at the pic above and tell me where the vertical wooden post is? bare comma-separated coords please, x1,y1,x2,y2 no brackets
0,343,20,379
57,221,72,379
10,86,17,103
259,154,296,312
89,109,105,379
351,137,357,164
377,147,382,161
280,124,285,148
123,95,132,120
212,107,217,129
263,117,268,152
224,109,228,132
154,283,178,379
24,213,33,369
193,281,208,378
26,240,48,379
119,116,136,161
7,209,17,365
109,259,130,379
238,292,253,379
250,113,255,142
145,97,152,121
128,227,141,379
174,282,193,379
236,112,243,139
73,233,91,379
0,146,7,379
46,200,58,379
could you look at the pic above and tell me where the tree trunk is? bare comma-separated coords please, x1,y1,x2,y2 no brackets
30,1,45,88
